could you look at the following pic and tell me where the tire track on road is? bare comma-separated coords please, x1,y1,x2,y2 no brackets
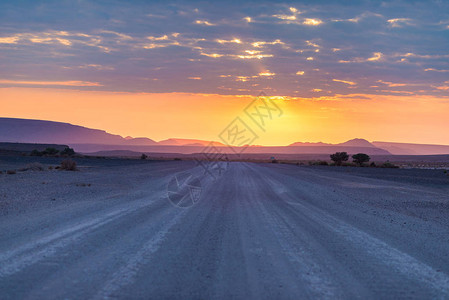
94,208,188,300
238,163,341,299
0,188,169,278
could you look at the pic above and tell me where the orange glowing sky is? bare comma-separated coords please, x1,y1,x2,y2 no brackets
1,87,448,146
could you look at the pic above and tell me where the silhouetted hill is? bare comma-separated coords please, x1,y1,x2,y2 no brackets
338,138,376,148
289,141,330,146
158,138,226,147
287,145,389,155
0,118,157,146
290,138,376,148
373,141,449,155
288,138,385,155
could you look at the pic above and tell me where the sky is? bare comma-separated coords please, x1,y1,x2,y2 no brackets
0,0,448,145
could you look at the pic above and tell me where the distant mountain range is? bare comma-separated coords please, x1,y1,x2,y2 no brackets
1,117,448,155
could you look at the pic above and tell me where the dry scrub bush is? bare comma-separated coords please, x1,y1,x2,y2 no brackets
60,159,78,171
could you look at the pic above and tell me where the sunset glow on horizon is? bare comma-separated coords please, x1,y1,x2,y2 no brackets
1,87,449,146
1,0,448,145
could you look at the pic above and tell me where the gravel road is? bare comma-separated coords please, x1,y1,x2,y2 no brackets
1,160,449,299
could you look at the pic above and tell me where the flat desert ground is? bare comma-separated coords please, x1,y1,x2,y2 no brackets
1,157,449,299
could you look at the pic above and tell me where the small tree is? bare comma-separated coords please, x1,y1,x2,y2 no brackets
330,152,349,166
43,148,59,156
352,153,370,166
61,147,75,156
141,153,148,160
30,149,43,156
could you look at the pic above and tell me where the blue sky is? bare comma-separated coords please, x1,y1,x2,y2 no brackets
1,0,448,97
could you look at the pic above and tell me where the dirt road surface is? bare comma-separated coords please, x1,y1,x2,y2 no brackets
1,161,449,299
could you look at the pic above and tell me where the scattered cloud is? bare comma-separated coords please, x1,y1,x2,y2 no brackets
200,52,224,58
306,40,320,48
339,52,383,63
272,7,300,21
333,79,356,85
377,80,407,87
235,54,273,59
435,86,449,90
194,20,215,26
142,43,169,49
140,33,205,51
31,37,72,46
235,76,250,82
0,36,20,44
296,71,305,75
258,72,276,77
333,17,360,23
272,7,322,26
252,39,284,48
244,50,261,55
398,52,449,59
273,14,297,21
0,79,102,86
216,38,241,44
367,52,383,61
100,30,133,40
64,64,114,70
332,12,383,23
0,30,114,52
303,18,323,26
387,18,413,27
147,35,169,41
424,68,449,72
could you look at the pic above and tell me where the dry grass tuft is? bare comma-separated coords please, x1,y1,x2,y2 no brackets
20,162,45,172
